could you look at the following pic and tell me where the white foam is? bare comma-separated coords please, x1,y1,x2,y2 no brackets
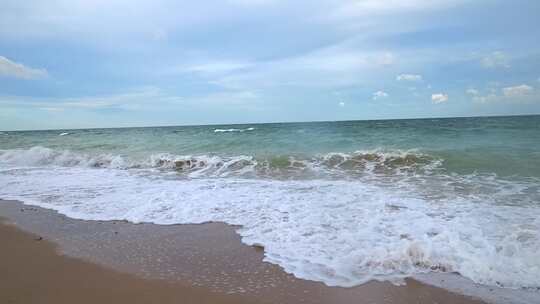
0,146,129,168
59,132,70,136
214,127,255,133
1,162,539,293
0,146,442,180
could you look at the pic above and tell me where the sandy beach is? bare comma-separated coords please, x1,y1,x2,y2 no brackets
3,0,540,302
0,199,488,304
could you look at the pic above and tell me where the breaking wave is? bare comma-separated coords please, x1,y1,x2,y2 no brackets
0,146,129,169
0,146,441,179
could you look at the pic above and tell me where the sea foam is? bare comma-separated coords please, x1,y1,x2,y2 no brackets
214,127,255,133
1,147,539,290
0,146,441,179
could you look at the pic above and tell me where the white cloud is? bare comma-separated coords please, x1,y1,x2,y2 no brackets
396,74,422,81
466,88,479,95
471,84,536,104
502,84,533,97
185,61,253,75
0,56,48,79
431,93,448,104
338,101,345,107
481,51,510,69
372,90,389,100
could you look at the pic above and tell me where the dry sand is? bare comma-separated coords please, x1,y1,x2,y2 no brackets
0,199,486,304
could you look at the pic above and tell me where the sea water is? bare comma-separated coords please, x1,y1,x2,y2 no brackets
1,115,539,290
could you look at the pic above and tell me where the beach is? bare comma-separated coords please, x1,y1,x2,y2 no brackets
3,0,540,301
1,199,488,304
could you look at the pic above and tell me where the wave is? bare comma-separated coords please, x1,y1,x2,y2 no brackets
0,146,441,178
0,146,129,169
214,127,255,133
59,132,70,136
0,160,539,290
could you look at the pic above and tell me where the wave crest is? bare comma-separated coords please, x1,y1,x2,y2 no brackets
0,146,128,169
0,146,441,178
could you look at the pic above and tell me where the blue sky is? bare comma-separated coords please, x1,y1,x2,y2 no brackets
1,0,540,130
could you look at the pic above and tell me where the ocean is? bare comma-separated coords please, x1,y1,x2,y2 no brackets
1,115,539,290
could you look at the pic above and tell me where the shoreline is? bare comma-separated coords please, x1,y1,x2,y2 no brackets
0,199,491,304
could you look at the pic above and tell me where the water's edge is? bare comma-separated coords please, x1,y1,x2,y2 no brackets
2,198,539,304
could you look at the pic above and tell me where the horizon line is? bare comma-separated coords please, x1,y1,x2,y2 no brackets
3,113,539,132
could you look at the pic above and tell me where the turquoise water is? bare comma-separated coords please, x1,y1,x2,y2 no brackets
2,115,540,177
1,115,540,289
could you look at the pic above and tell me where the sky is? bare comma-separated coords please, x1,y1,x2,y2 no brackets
1,0,540,130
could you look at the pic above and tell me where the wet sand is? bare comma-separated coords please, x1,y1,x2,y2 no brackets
0,199,486,304
0,220,251,304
